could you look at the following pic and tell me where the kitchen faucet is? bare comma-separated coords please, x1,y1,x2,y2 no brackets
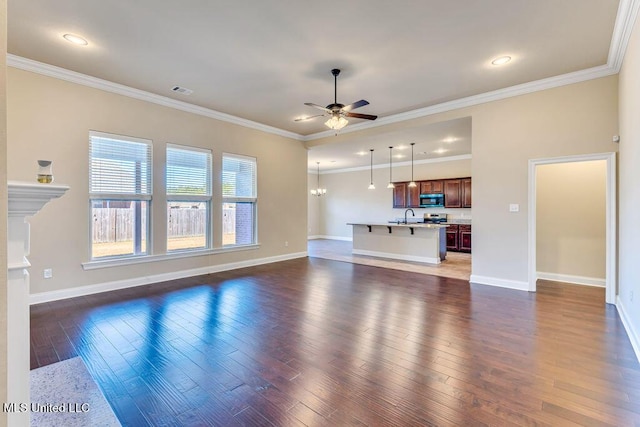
404,208,415,224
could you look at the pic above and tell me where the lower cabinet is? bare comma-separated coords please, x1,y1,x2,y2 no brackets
446,224,471,253
459,224,472,253
446,224,459,251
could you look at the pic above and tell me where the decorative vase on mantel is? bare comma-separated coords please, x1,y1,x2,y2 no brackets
37,160,53,183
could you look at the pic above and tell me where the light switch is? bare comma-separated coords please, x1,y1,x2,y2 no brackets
509,204,520,212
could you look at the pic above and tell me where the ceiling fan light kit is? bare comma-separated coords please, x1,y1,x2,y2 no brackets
325,115,348,130
303,69,377,132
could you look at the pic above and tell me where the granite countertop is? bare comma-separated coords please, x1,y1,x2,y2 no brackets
348,222,448,228
447,219,472,224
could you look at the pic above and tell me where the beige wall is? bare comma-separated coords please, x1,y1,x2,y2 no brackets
0,0,8,421
309,76,619,288
307,172,322,237
618,12,640,354
536,160,606,282
313,158,472,239
7,68,308,296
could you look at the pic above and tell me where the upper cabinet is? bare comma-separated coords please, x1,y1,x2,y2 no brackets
393,182,420,208
462,178,472,208
393,182,407,208
407,183,420,208
444,178,472,208
419,180,443,194
393,177,471,208
444,179,462,208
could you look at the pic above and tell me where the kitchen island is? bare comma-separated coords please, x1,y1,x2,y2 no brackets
347,222,448,264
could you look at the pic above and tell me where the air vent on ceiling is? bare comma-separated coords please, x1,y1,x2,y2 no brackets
172,86,193,95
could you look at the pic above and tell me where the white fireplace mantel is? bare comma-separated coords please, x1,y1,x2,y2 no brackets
7,180,69,425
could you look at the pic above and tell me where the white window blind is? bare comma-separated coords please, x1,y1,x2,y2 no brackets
89,131,152,197
167,145,212,196
222,154,257,199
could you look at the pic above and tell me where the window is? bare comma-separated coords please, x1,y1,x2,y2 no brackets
222,154,257,246
166,144,212,251
89,131,152,259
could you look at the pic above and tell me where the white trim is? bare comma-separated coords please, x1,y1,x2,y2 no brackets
82,243,260,270
317,154,473,175
7,0,638,144
303,66,616,141
470,275,529,291
528,152,617,304
352,249,440,265
308,235,353,242
7,55,301,141
537,272,606,288
34,251,307,304
616,296,640,364
608,0,640,72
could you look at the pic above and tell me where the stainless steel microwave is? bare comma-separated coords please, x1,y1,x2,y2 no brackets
419,193,444,207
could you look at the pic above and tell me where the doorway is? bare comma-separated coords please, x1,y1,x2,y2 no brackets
528,152,616,304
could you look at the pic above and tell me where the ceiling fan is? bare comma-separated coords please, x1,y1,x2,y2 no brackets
297,68,377,130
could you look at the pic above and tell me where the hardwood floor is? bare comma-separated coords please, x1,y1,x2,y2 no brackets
31,257,640,426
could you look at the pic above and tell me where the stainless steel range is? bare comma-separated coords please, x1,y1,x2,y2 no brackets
423,213,448,224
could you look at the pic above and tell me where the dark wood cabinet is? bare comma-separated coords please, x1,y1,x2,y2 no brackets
447,224,471,253
462,178,472,208
459,224,472,252
443,178,472,208
393,177,471,209
393,181,420,208
446,224,459,251
444,179,462,208
407,183,420,208
419,180,443,194
393,182,407,208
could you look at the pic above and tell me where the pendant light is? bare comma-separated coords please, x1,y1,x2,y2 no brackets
408,142,417,188
368,149,375,190
310,162,327,196
387,146,395,188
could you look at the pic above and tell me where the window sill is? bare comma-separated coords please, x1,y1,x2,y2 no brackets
82,244,261,270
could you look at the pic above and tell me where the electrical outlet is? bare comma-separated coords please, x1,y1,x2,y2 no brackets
284,241,289,247
43,268,53,279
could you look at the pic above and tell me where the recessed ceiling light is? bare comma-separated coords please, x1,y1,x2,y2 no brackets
433,148,448,154
394,154,405,159
63,34,88,46
491,56,511,66
443,137,457,143
355,151,368,156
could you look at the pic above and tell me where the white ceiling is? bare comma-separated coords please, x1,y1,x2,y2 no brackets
8,0,626,171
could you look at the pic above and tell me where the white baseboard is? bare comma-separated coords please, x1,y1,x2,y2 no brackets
616,296,640,364
537,271,605,287
469,275,529,291
352,249,440,264
30,252,308,305
308,235,352,241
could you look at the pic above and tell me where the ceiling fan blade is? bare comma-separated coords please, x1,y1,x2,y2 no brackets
345,112,378,120
341,99,369,112
294,114,324,122
304,102,331,113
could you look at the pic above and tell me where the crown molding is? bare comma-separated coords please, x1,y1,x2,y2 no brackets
608,0,640,72
302,64,617,142
6,54,304,141
313,154,472,175
303,0,640,142
7,0,638,143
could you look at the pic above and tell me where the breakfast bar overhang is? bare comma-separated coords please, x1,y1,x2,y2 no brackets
347,223,448,264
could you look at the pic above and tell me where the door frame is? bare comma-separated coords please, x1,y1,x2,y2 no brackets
527,152,617,304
